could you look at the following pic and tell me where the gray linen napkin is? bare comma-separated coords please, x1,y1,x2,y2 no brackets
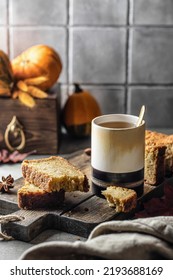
20,216,173,260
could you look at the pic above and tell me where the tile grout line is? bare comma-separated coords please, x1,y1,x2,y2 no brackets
126,0,134,113
6,25,173,29
124,0,132,113
60,83,173,87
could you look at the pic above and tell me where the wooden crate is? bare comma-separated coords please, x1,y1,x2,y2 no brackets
0,85,61,154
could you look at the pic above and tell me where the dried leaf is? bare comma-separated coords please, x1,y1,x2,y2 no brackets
28,85,48,99
24,76,49,86
17,80,28,92
0,149,10,163
9,150,37,162
135,182,173,218
0,87,11,96
12,90,20,99
0,149,36,164
18,91,36,108
163,182,173,208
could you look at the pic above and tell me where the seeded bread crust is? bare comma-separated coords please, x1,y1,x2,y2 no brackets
102,186,137,213
18,182,65,210
22,156,89,192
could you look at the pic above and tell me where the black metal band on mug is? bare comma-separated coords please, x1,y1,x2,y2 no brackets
91,167,144,197
91,179,144,197
92,167,144,183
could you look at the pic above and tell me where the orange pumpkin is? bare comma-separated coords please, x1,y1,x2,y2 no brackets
0,50,14,96
11,45,62,91
63,84,102,137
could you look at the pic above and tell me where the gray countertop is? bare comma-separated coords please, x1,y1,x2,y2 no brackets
0,133,91,260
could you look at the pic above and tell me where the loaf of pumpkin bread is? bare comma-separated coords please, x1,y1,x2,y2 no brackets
18,182,65,210
145,130,173,176
22,156,89,193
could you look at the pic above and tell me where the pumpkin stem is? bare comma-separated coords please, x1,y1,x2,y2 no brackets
74,83,82,93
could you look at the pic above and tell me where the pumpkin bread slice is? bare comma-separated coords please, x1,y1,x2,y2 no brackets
22,156,89,193
18,182,65,210
102,186,137,213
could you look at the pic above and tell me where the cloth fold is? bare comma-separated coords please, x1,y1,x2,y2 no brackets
20,216,173,260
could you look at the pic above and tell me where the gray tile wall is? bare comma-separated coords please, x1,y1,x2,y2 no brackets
1,0,173,132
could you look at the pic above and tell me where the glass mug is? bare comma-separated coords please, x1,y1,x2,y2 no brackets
91,114,145,197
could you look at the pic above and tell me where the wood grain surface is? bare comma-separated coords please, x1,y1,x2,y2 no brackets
0,151,165,241
0,91,60,154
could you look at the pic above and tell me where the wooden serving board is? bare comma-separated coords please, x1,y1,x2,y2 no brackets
0,151,166,242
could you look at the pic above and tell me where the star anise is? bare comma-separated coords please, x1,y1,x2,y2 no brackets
0,175,14,193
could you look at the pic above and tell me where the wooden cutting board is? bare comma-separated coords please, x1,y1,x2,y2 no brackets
0,151,165,242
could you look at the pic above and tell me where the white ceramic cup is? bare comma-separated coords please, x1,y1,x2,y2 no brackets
91,114,145,197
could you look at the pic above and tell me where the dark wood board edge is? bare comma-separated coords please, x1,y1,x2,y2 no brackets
58,216,97,238
1,211,54,242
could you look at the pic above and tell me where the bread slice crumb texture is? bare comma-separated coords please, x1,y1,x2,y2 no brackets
22,156,89,192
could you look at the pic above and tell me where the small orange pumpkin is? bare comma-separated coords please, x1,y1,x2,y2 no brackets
11,45,62,91
63,84,102,137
